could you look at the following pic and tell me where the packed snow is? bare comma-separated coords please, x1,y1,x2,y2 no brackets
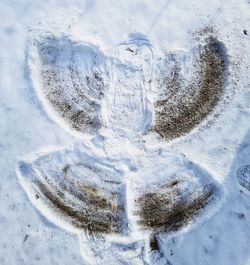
0,0,250,264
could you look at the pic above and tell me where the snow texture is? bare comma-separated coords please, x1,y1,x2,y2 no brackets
0,0,250,264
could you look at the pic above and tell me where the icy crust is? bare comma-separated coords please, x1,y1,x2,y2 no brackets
16,145,223,264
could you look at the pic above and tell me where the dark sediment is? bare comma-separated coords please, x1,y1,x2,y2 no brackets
135,178,218,233
36,36,105,132
34,163,126,234
152,37,228,140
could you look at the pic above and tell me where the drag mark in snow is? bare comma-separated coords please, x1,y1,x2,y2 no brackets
102,35,154,136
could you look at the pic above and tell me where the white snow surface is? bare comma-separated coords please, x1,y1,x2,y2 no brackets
0,0,250,264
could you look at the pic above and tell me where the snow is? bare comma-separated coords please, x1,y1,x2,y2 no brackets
0,0,250,264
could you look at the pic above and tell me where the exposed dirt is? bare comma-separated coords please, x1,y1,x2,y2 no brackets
35,170,126,234
152,36,228,140
37,37,104,133
135,179,218,233
149,234,160,251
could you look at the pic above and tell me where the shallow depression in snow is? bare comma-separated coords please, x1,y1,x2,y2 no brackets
1,2,247,263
